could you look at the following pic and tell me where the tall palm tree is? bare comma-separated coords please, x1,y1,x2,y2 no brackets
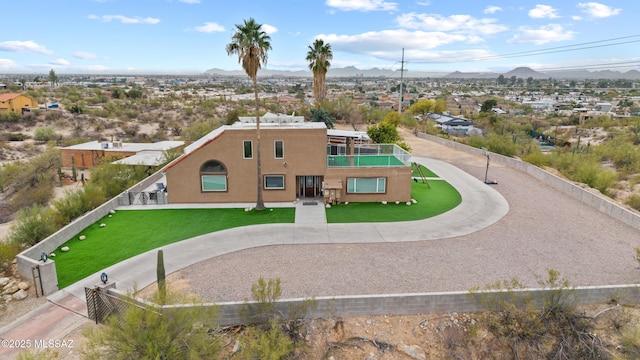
306,39,333,106
226,18,271,210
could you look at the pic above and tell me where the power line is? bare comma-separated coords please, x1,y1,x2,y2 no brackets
538,60,640,72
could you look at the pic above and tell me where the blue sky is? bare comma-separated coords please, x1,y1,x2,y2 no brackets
0,0,637,74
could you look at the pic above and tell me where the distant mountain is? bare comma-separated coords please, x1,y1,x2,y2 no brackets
204,66,640,80
443,66,640,80
503,67,548,79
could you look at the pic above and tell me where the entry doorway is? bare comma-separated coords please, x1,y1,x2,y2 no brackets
296,176,323,198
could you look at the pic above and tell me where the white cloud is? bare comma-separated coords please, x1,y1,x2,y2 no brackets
508,24,575,45
528,4,560,19
416,1,430,6
73,51,98,59
396,13,508,35
87,14,160,24
194,22,225,33
0,59,17,68
577,2,621,18
319,29,470,56
325,0,398,12
50,58,70,66
178,0,200,3
484,6,502,14
262,24,278,34
0,40,53,55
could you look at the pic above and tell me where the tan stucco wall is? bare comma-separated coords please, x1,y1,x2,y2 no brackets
326,166,412,203
165,126,328,203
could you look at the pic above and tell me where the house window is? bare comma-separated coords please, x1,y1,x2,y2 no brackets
202,175,227,191
243,140,253,159
274,140,284,159
264,175,285,189
347,177,386,193
200,160,227,192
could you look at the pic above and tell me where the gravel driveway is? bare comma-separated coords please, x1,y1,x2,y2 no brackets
179,132,640,303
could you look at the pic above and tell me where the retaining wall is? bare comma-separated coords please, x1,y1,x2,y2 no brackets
105,284,640,326
416,132,640,232
16,170,165,295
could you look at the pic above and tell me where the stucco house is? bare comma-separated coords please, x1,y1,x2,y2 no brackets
164,116,412,204
0,93,38,113
61,140,184,169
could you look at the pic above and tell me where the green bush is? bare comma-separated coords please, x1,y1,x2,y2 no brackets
83,290,221,359
33,126,59,142
522,151,550,167
52,183,106,226
0,241,21,273
7,205,57,247
239,318,295,360
626,195,640,211
465,135,486,149
486,133,517,157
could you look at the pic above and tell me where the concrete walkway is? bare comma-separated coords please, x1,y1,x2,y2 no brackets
0,157,507,358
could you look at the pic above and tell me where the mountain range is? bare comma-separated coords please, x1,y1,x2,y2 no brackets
204,66,640,80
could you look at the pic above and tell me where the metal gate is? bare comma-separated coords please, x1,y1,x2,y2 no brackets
128,191,160,205
85,287,146,325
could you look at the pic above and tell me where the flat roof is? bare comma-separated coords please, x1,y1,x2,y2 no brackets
63,140,184,152
111,150,168,166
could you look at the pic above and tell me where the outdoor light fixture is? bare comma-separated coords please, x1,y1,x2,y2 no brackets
100,272,108,284
40,252,48,262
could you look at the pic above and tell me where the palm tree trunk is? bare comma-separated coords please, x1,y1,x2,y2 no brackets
253,77,265,210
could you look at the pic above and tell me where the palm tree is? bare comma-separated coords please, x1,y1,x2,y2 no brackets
306,39,333,106
226,18,271,210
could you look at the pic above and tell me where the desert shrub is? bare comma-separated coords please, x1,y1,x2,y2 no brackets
33,126,59,142
0,241,21,273
627,195,640,211
184,121,216,141
6,205,57,247
90,162,151,199
522,151,550,167
620,327,640,359
52,183,106,226
44,110,63,121
465,135,486,149
83,289,221,360
486,133,517,157
475,269,609,360
239,318,295,360
1,132,27,141
9,182,54,211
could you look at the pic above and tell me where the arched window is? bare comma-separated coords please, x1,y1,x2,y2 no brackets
200,160,227,192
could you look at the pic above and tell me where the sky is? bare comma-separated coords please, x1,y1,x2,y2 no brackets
0,0,638,75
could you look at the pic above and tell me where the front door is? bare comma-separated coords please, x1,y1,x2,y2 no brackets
297,176,323,198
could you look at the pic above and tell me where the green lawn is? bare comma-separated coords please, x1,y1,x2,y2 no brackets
411,164,439,178
325,180,461,223
54,164,460,288
54,208,295,288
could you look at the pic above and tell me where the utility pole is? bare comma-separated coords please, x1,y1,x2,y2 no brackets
398,48,405,114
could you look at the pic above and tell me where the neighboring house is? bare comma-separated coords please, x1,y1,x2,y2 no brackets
594,102,612,112
0,93,38,113
163,119,412,204
61,140,184,169
426,112,478,135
